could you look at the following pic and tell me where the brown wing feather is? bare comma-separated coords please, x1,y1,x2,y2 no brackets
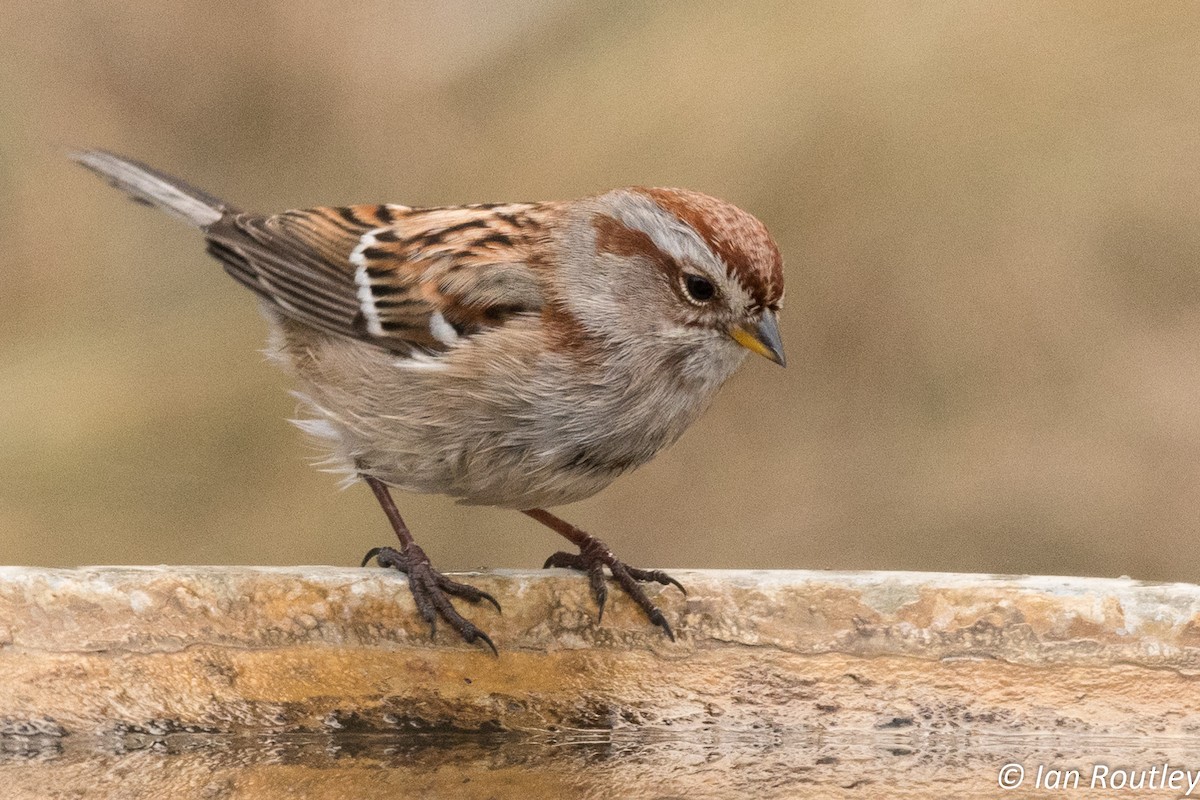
203,202,559,354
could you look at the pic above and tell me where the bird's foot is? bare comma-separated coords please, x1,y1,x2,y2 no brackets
542,537,685,640
362,544,500,655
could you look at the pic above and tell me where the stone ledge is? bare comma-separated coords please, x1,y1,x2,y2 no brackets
2,566,1200,739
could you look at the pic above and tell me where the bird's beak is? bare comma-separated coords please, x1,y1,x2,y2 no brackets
730,309,786,367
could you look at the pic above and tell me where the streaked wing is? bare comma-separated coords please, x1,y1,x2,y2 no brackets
204,202,557,354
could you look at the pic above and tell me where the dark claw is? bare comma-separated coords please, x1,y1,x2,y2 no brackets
589,563,607,623
543,551,578,570
361,546,385,568
473,589,503,615
435,574,503,615
470,628,499,657
646,608,676,642
625,566,687,596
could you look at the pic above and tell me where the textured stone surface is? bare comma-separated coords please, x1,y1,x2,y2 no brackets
4,566,1200,798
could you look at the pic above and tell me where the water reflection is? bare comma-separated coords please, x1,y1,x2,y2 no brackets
7,730,1200,798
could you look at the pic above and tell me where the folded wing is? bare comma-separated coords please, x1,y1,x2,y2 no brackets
205,202,556,354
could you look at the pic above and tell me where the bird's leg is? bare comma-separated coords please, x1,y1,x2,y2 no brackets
360,474,500,654
522,508,685,640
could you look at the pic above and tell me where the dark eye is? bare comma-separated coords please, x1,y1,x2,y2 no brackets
683,273,716,303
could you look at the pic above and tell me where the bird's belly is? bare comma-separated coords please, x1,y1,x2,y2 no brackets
351,388,696,509
346,437,623,509
451,396,704,508
277,321,725,510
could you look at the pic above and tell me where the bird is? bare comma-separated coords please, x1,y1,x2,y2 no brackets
72,150,786,653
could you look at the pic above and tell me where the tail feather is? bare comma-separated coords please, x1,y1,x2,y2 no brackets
70,149,235,228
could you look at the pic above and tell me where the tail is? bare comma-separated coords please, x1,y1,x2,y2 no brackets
70,149,237,228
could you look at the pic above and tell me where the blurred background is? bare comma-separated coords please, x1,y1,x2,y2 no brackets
1,1,1198,580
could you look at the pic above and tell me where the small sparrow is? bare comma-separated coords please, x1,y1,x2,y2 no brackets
73,150,786,653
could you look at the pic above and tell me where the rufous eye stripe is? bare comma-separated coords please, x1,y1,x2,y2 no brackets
592,213,678,273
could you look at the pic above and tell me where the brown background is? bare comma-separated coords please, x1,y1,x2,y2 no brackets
1,1,1198,580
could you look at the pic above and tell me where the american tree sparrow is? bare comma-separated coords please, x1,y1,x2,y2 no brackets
73,150,786,653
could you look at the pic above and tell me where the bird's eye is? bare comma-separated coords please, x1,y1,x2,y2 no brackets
682,273,716,303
